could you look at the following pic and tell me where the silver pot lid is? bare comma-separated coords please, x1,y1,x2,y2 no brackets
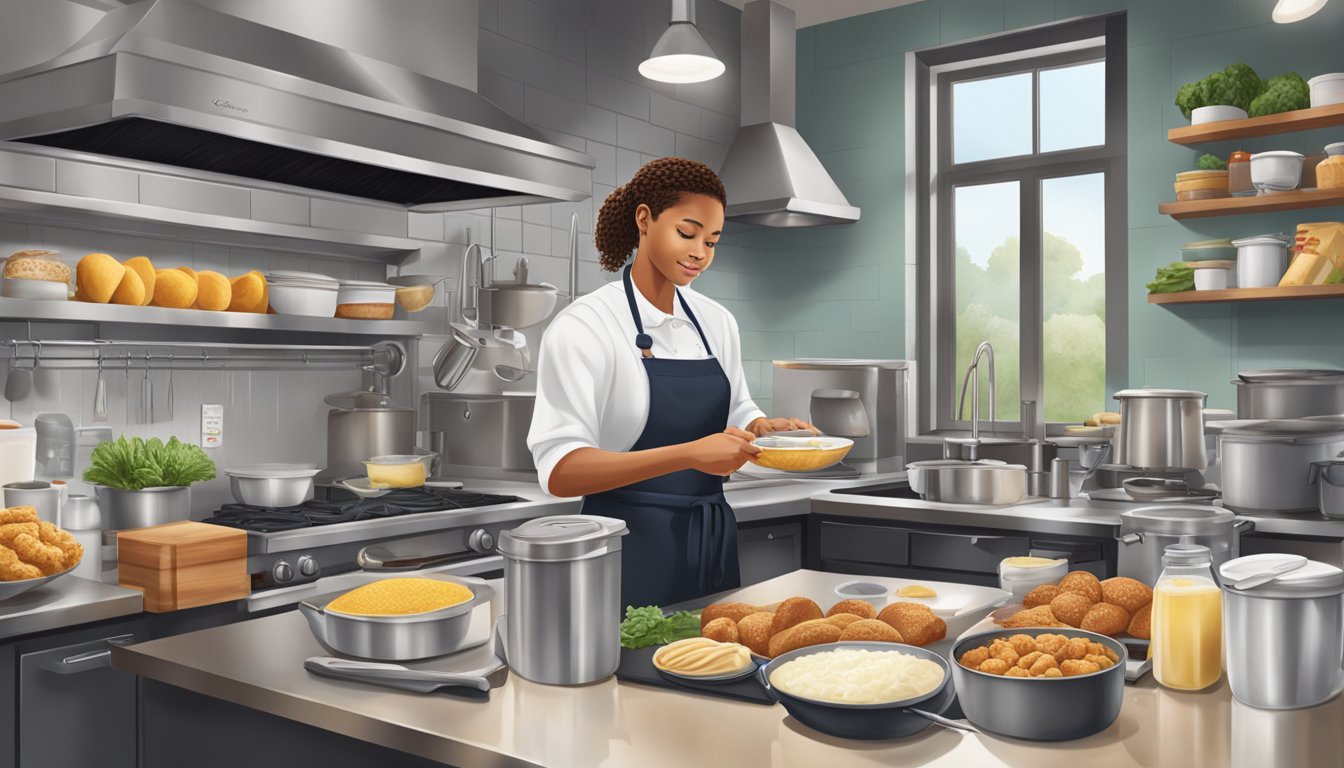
1221,419,1344,443
1121,505,1235,535
1220,554,1344,598
907,459,1027,471
1238,368,1344,383
1113,388,1206,399
497,515,628,562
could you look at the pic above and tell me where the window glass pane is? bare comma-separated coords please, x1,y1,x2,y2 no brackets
1039,61,1105,152
954,181,1020,423
953,73,1032,163
1042,173,1106,422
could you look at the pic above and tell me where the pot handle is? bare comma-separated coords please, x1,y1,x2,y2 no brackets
905,707,981,734
1311,460,1344,488
1233,518,1255,534
1117,533,1143,546
298,600,327,644
755,664,776,699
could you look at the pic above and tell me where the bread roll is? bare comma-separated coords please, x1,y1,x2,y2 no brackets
767,621,841,658
228,271,268,313
700,601,759,631
877,602,946,646
827,599,877,619
152,269,198,309
770,597,823,637
735,611,774,657
701,617,739,644
4,250,69,283
193,270,232,311
76,253,125,303
109,267,145,306
839,618,903,643
122,257,156,305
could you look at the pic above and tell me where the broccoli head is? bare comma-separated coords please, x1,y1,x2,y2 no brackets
1197,154,1227,171
1176,63,1262,118
1176,81,1202,119
1249,72,1310,117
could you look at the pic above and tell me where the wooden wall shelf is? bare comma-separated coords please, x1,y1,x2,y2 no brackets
1148,285,1344,305
1158,188,1344,219
1168,103,1344,145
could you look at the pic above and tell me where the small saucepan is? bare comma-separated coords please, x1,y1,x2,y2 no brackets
757,641,968,740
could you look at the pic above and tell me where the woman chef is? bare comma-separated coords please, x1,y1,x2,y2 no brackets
527,157,812,608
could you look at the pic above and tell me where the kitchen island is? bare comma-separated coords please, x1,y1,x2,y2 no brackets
113,569,1342,768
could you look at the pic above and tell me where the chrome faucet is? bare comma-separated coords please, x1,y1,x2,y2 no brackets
957,341,996,441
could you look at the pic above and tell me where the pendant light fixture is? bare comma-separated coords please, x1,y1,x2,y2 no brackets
639,0,725,84
1272,0,1328,22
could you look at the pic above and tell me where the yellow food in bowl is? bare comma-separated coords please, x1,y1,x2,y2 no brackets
653,637,753,677
365,460,426,489
770,648,945,704
326,577,473,616
897,584,937,598
750,437,853,472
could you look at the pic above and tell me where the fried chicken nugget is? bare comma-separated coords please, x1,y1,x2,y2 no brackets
1005,666,1030,678
700,601,760,630
1080,603,1130,636
701,617,739,644
770,597,824,636
1085,654,1115,670
989,640,1020,666
37,522,82,569
0,522,38,549
0,545,42,581
1034,633,1069,656
1028,655,1058,676
767,621,841,658
877,602,946,646
1101,576,1154,613
1024,584,1061,609
827,599,877,620
1059,570,1104,603
1043,667,1063,678
0,506,39,525
1059,637,1091,661
960,646,991,668
839,618,903,643
1127,603,1152,639
978,658,1011,675
1007,634,1037,655
1060,659,1102,677
736,612,775,657
1000,605,1067,629
10,533,64,575
1049,592,1095,627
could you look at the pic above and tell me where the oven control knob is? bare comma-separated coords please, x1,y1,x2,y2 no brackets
467,529,496,554
271,560,295,584
297,555,319,578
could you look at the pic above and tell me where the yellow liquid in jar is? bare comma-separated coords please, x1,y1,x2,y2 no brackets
367,462,426,489
1000,557,1061,568
1151,576,1223,691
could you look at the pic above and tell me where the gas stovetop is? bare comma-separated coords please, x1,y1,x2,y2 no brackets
199,487,531,591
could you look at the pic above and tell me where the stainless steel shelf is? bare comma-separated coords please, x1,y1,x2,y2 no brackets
0,298,422,336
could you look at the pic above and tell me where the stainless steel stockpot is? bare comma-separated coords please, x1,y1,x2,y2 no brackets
1117,505,1250,586
1220,555,1344,710
905,460,1027,505
1113,389,1207,470
497,515,628,685
1234,369,1344,419
1219,419,1344,513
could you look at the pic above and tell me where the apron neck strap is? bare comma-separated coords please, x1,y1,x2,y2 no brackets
622,263,714,357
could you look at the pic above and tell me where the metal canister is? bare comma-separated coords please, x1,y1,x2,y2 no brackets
1219,554,1344,710
497,515,628,685
61,493,102,580
1116,505,1248,586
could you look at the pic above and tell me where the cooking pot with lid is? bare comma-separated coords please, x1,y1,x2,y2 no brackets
1234,369,1344,419
1113,389,1207,471
321,388,416,482
1116,504,1250,586
1219,419,1344,513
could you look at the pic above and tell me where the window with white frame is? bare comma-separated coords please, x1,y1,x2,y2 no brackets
910,14,1127,434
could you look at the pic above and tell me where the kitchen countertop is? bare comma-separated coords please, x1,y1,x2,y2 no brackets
112,568,1342,768
0,574,143,641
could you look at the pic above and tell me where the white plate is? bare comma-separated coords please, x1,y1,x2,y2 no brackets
656,661,758,683
1,277,68,300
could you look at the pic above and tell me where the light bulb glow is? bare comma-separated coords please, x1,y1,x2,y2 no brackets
639,54,726,84
1272,0,1328,23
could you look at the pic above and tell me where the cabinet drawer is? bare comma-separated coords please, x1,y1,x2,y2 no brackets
20,633,139,768
908,531,1029,574
818,522,908,566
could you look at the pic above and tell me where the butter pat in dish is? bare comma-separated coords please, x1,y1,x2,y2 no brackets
363,455,427,489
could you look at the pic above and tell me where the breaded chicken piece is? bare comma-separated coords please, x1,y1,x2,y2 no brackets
10,533,64,575
0,544,43,581
1043,667,1063,678
1085,653,1115,670
0,506,39,525
1028,654,1059,676
1059,637,1091,661
960,646,991,668
37,522,82,568
988,640,1020,665
1006,634,1037,656
1005,666,1030,677
1017,651,1044,670
0,522,38,548
978,658,1011,675
1060,659,1102,677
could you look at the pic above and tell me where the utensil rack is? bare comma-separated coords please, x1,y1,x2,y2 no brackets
0,339,405,374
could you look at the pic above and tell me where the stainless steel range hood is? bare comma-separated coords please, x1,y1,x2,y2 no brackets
719,0,859,227
0,0,592,211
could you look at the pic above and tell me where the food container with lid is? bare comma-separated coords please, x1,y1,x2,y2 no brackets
497,515,628,685
362,455,428,489
1151,544,1223,691
1250,151,1304,193
1113,389,1208,471
267,272,339,317
1235,368,1344,419
1181,239,1237,262
1228,151,1254,196
1220,554,1344,709
225,464,321,506
1309,73,1344,108
1232,234,1289,288
1174,169,1229,200
335,280,397,320
1220,419,1344,513
998,557,1068,602
1117,505,1247,586
1191,261,1235,290
299,574,494,661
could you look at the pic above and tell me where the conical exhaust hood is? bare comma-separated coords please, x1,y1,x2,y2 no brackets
0,0,592,211
719,0,859,227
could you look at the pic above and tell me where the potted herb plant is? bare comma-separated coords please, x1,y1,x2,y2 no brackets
84,436,216,531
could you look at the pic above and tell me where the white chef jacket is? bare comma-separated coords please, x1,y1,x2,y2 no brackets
527,278,766,497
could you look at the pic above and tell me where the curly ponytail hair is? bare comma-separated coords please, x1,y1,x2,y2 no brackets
594,156,727,272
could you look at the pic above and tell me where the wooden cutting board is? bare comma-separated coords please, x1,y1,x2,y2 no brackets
118,521,249,612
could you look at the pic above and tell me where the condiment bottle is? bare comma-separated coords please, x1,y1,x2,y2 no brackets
1227,151,1252,196
1151,543,1222,691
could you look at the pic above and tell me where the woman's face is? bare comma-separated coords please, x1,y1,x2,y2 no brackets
636,193,724,287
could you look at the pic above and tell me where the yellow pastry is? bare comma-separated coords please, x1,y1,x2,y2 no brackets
228,271,268,313
109,266,145,306
151,268,198,309
193,270,232,311
122,257,156,306
75,253,126,303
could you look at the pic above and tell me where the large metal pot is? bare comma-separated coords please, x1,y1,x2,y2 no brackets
497,516,628,685
906,460,1027,505
323,392,416,481
95,485,191,531
1219,554,1344,710
1220,419,1344,513
422,392,535,473
1117,505,1250,586
1113,389,1207,470
1234,369,1344,419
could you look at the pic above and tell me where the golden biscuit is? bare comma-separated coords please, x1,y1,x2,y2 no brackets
827,599,878,619
1101,576,1154,613
1049,592,1095,627
122,257,156,305
735,612,775,657
770,597,824,637
1059,570,1104,604
767,621,841,658
839,618,903,643
700,601,760,630
877,602,946,646
701,617,739,644
1080,603,1130,636
1024,584,1061,609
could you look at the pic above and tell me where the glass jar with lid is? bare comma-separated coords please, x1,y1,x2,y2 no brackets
1151,543,1223,691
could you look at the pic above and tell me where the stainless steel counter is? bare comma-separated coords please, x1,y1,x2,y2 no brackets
113,569,1342,768
0,575,143,641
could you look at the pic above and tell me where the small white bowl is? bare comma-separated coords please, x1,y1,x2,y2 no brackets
1250,151,1304,193
1194,267,1231,291
1191,105,1248,124
268,283,337,317
1326,142,1344,157
833,580,888,609
1,277,67,300
1309,73,1344,109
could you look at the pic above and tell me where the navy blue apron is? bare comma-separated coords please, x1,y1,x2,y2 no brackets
581,264,741,609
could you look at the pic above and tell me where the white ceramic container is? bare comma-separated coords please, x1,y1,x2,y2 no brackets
1308,73,1344,108
1191,105,1248,124
1233,235,1290,288
1249,151,1304,193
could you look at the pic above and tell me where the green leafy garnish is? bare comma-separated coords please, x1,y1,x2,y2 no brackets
1146,262,1195,294
83,436,217,490
620,605,702,649
1196,153,1227,171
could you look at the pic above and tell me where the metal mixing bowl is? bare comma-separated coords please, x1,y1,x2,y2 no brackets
299,575,494,660
226,464,321,507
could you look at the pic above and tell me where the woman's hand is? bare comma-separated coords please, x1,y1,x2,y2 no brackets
745,417,818,437
687,427,762,476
